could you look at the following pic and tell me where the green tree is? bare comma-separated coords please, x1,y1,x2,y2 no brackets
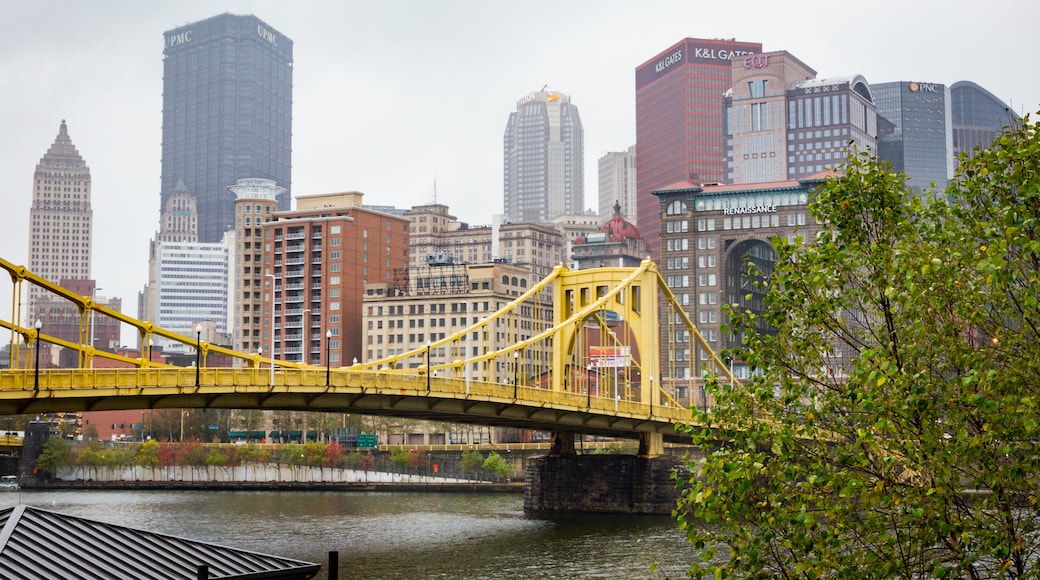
482,451,511,481
389,446,410,467
204,444,227,480
135,439,161,480
460,450,484,473
35,437,70,476
677,116,1040,578
180,440,208,480
73,440,105,480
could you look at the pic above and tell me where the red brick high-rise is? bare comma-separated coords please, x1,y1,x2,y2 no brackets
635,38,762,258
262,192,410,367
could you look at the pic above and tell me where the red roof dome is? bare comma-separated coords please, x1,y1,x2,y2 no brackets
599,201,641,241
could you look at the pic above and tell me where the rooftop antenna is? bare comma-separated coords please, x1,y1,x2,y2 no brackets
433,176,437,204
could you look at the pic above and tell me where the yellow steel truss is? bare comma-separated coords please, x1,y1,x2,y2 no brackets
0,257,735,454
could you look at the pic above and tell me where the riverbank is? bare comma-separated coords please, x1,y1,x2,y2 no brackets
29,479,524,493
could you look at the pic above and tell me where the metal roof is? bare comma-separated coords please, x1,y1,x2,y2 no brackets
0,505,321,579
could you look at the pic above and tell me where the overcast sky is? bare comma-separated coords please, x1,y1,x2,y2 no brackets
1,0,1036,346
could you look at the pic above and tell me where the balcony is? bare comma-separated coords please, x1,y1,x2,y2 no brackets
285,268,304,278
285,258,305,266
287,243,305,253
282,347,303,355
285,294,304,304
285,282,304,291
286,231,306,241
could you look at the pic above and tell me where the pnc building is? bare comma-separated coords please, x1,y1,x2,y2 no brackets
161,13,293,243
871,80,954,194
635,37,762,258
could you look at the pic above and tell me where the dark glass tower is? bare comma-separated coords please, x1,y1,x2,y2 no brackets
870,81,953,194
951,80,1019,161
635,38,762,258
161,13,293,243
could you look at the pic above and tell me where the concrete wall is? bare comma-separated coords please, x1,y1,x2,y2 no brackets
523,454,689,514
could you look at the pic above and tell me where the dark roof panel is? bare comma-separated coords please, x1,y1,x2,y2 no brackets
0,505,320,579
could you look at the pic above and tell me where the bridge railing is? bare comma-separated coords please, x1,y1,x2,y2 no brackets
0,366,697,425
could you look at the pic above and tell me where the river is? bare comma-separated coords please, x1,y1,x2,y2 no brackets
0,489,695,579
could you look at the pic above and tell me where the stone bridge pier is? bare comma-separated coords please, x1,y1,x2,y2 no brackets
523,431,693,514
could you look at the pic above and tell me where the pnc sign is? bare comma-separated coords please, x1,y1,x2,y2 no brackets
908,82,938,93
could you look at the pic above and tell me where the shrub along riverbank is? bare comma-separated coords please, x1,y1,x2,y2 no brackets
32,438,518,485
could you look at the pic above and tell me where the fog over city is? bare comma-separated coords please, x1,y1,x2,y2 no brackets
1,0,1036,344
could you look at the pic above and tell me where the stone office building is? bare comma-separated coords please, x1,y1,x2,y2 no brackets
652,174,833,386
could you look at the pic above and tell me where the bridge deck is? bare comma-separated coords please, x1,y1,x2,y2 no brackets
0,368,697,443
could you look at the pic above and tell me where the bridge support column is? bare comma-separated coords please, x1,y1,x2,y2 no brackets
524,453,689,514
547,431,576,457
637,433,663,458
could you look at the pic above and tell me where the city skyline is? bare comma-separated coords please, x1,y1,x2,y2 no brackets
1,0,1037,345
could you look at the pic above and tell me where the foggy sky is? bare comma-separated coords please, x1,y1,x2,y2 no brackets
1,0,1036,344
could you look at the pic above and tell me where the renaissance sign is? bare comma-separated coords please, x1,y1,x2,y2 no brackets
723,205,777,216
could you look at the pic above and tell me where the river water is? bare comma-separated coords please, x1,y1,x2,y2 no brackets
0,489,695,579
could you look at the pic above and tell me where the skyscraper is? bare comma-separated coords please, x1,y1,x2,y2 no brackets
635,38,762,257
598,146,637,227
725,51,877,184
138,181,199,334
263,192,410,366
28,120,93,315
871,81,954,194
161,13,293,243
229,178,283,355
153,241,230,351
503,90,584,224
951,80,1019,161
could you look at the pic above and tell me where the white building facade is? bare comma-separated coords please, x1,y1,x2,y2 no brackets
153,242,230,351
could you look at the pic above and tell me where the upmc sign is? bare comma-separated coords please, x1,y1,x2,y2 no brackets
636,40,762,89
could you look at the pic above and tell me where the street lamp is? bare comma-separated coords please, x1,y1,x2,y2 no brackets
300,308,311,364
426,342,431,393
265,273,277,389
513,351,519,399
586,364,592,408
33,320,42,391
609,331,619,412
195,323,202,387
89,287,102,366
325,329,332,387
649,375,654,416
147,337,153,365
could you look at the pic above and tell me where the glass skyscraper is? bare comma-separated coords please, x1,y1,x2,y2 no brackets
503,90,584,224
951,80,1019,161
871,81,954,194
161,13,293,243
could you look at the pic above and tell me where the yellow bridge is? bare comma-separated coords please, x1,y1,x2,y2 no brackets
0,257,733,457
